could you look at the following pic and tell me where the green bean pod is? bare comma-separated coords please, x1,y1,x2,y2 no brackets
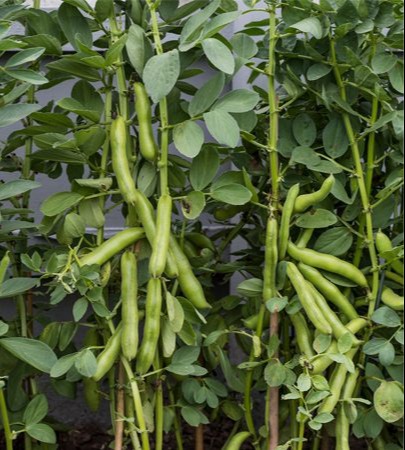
381,287,404,311
263,217,278,302
93,324,122,382
298,263,359,321
80,228,145,267
224,431,251,450
111,115,137,205
290,313,315,359
134,190,178,278
186,232,215,252
134,82,158,162
0,252,10,285
136,278,162,375
286,262,332,335
169,236,211,309
287,242,368,288
293,174,335,213
335,369,360,450
318,348,358,415
149,194,172,277
376,231,404,276
279,184,300,259
305,281,360,346
121,251,139,361
310,318,368,374
83,328,101,411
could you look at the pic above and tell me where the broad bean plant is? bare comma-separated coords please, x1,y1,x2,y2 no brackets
0,1,403,450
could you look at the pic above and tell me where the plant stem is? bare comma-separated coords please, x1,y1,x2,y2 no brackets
330,37,379,315
168,385,184,450
114,362,125,450
154,356,164,450
147,0,169,194
121,357,151,450
195,425,204,450
0,387,13,450
266,4,280,450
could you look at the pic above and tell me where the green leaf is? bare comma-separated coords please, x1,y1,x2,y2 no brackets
323,117,349,158
143,50,180,103
181,406,209,427
372,307,402,328
307,63,332,81
237,278,263,297
314,227,353,256
374,382,404,423
40,192,84,217
179,0,221,48
5,47,45,68
166,293,185,333
126,24,146,76
202,38,235,74
182,191,206,220
371,53,397,74
363,338,387,355
204,110,240,147
22,34,62,56
293,114,317,147
190,146,220,190
211,183,252,205
57,98,100,122
47,58,101,81
189,72,225,117
313,334,332,354
213,89,260,113
231,33,258,59
57,3,92,50
0,320,9,336
297,373,312,392
0,278,39,298
50,354,77,378
23,394,48,425
0,103,42,127
0,338,57,373
172,346,200,365
0,180,41,201
296,209,338,229
264,361,287,388
266,297,288,313
26,423,56,444
173,121,204,158
75,349,97,377
290,17,323,39
389,62,404,94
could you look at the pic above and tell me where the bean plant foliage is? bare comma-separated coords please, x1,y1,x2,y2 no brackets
0,0,403,450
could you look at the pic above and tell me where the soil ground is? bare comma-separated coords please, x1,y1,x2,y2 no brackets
1,422,370,450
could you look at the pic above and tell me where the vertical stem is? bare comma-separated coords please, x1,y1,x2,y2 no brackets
0,387,13,450
195,425,204,450
168,385,184,450
330,37,379,314
267,4,280,450
146,1,169,194
114,363,125,450
154,356,164,450
121,357,151,450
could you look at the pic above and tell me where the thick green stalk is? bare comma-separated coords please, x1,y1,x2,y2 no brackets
0,387,13,450
121,357,151,450
330,37,379,314
266,5,280,450
147,0,169,193
168,386,184,450
154,356,164,450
